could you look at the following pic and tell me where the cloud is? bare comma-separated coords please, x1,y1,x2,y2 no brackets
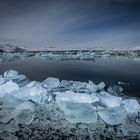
0,0,140,48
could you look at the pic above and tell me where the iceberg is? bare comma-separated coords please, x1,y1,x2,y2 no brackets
99,91,122,108
123,99,140,115
57,101,97,123
98,107,127,125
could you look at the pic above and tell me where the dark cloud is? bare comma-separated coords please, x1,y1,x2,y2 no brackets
0,0,140,48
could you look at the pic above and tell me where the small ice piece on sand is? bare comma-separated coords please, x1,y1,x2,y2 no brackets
57,101,97,123
13,101,35,125
0,107,14,123
56,91,97,103
0,80,19,97
99,91,122,108
42,77,60,88
123,99,140,115
98,107,127,125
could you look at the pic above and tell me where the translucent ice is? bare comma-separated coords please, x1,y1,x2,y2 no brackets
57,101,97,123
0,107,14,123
13,101,35,125
107,85,123,95
1,94,24,108
4,70,19,79
0,80,19,98
69,81,88,93
97,82,105,91
99,91,122,108
90,93,100,103
42,77,60,88
98,107,127,125
56,91,97,103
86,81,97,93
123,99,140,115
11,85,48,104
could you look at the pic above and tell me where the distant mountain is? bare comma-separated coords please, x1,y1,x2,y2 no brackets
0,44,27,53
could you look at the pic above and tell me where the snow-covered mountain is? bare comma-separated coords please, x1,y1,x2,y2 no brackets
0,44,27,53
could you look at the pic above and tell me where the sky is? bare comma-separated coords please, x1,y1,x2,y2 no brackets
0,0,140,49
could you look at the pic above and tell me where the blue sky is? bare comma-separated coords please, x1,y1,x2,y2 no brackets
0,0,140,48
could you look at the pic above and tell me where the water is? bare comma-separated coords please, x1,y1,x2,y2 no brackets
0,57,140,97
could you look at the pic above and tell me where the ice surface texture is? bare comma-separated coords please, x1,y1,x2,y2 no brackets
0,70,140,126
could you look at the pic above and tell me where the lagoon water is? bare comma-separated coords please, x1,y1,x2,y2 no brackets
0,57,140,97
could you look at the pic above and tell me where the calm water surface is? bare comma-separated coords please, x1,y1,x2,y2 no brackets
0,57,140,97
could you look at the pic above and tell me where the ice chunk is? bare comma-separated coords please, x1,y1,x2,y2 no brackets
42,77,60,88
99,91,122,108
3,70,29,87
98,107,127,125
11,85,48,104
25,81,41,87
0,107,14,123
86,81,97,93
57,101,97,123
4,70,19,78
56,91,96,103
0,80,19,97
13,101,35,125
90,93,100,103
107,85,123,95
1,94,24,108
123,99,140,115
97,82,105,91
59,80,72,88
69,81,88,93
